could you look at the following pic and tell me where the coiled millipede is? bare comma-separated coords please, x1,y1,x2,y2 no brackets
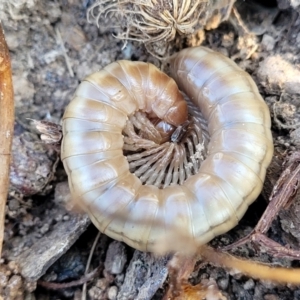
61,46,273,253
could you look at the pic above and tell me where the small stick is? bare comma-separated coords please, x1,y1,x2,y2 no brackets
164,244,300,299
55,26,74,78
0,22,15,258
38,266,101,290
82,232,101,300
200,245,300,285
223,152,300,260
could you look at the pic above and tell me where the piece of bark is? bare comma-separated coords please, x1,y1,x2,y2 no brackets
117,251,169,300
0,23,15,257
16,212,90,282
10,123,57,196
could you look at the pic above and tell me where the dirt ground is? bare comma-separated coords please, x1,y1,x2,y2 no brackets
1,0,300,299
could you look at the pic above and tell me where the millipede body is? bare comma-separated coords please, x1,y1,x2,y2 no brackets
61,46,273,253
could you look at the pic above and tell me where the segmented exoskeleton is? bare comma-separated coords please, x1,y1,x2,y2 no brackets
61,46,273,253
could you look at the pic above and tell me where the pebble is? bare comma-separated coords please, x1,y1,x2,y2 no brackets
104,241,127,275
258,56,300,94
243,279,255,290
261,34,276,51
108,286,118,300
217,277,229,290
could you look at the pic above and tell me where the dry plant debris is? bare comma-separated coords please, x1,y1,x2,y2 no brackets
164,253,226,300
224,151,300,260
0,23,15,257
15,211,91,282
31,119,62,153
198,246,300,285
87,0,209,45
3,0,300,298
37,266,101,290
164,245,300,300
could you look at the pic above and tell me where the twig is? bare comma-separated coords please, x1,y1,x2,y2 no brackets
200,245,300,285
31,119,62,152
223,151,300,260
164,243,300,299
55,26,74,78
37,266,101,290
231,6,250,34
82,232,101,300
0,22,15,258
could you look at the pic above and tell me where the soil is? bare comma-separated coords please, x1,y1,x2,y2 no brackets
1,0,300,299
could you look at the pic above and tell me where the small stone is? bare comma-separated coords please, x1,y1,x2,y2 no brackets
258,56,300,94
217,277,229,290
88,286,104,299
8,199,20,211
39,224,49,234
104,241,127,275
22,214,34,227
54,182,71,205
55,214,63,222
63,215,70,221
261,34,275,51
43,50,61,64
96,278,108,290
108,286,118,300
243,279,255,290
8,261,20,274
6,275,23,298
5,31,20,50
